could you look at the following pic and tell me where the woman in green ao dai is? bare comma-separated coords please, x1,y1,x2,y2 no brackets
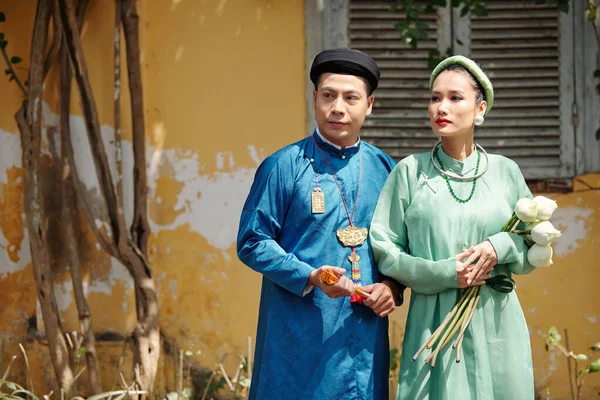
370,56,537,400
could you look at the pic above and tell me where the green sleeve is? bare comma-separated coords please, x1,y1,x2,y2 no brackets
487,160,536,275
369,160,458,295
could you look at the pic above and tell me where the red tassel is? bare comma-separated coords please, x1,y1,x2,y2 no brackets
351,293,366,304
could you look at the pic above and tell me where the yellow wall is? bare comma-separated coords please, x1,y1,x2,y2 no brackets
0,0,305,396
0,0,598,398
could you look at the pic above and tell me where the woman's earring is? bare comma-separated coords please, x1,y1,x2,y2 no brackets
474,115,484,126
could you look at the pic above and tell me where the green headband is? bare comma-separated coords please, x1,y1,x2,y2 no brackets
429,55,494,114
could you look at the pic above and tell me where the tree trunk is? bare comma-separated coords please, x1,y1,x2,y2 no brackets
17,1,74,393
58,1,102,388
57,0,160,393
121,0,150,256
121,1,160,391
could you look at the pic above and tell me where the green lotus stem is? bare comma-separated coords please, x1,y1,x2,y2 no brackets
426,290,471,349
428,309,468,368
501,214,518,232
513,229,531,235
413,294,467,361
508,217,521,233
454,286,482,363
425,287,477,367
453,286,479,349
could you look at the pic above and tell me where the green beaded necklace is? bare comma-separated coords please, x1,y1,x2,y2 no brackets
434,148,481,204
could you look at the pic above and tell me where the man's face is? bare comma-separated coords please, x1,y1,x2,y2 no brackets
313,73,374,147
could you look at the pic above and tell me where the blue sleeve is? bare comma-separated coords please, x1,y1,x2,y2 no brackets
237,153,315,296
486,159,536,275
370,160,458,295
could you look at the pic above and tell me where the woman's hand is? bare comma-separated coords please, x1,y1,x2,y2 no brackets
456,240,498,285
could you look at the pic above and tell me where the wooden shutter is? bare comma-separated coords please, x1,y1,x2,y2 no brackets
470,1,569,179
348,0,440,159
348,0,572,179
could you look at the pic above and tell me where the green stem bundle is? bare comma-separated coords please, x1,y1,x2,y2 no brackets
413,285,482,367
413,212,519,368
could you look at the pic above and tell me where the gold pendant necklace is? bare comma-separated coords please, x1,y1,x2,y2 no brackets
311,134,367,303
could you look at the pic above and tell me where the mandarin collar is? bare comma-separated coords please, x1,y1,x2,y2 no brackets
436,145,480,176
312,130,360,160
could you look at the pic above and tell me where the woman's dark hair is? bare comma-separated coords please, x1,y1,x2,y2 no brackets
442,64,485,104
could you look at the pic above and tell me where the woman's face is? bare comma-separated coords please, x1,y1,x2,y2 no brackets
428,70,487,139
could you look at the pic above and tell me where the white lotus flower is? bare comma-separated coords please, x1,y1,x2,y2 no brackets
515,198,538,223
533,196,558,221
531,221,562,246
527,244,553,267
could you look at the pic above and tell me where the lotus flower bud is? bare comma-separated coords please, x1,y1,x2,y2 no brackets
576,354,588,361
515,198,538,223
527,244,553,267
531,221,562,246
533,196,558,221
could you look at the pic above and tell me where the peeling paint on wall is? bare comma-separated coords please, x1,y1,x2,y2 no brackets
551,205,594,257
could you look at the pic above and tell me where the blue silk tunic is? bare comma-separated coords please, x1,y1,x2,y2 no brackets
237,132,396,400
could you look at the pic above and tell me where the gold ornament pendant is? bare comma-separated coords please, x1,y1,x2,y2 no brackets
311,187,325,214
336,225,368,247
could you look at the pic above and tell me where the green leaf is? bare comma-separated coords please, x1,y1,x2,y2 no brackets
424,5,435,14
579,368,590,376
486,274,515,293
452,0,461,7
456,38,464,45
460,5,469,17
416,20,429,30
591,358,600,373
473,5,488,16
547,326,562,346
185,350,193,356
4,69,10,75
0,12,5,23
9,75,14,82
0,40,7,50
6,381,17,390
594,70,600,78
408,9,420,19
590,342,600,351
10,56,21,64
557,1,570,13
0,33,4,41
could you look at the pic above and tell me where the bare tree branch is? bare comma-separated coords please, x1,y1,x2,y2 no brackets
122,0,150,258
56,2,102,392
55,0,120,260
42,0,62,78
17,1,74,392
58,0,123,248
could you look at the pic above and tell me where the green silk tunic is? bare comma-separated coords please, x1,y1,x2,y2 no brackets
370,147,536,400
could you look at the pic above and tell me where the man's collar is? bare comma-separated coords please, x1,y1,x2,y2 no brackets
315,127,360,150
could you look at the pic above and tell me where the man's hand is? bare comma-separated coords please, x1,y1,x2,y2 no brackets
308,266,354,298
362,282,395,317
